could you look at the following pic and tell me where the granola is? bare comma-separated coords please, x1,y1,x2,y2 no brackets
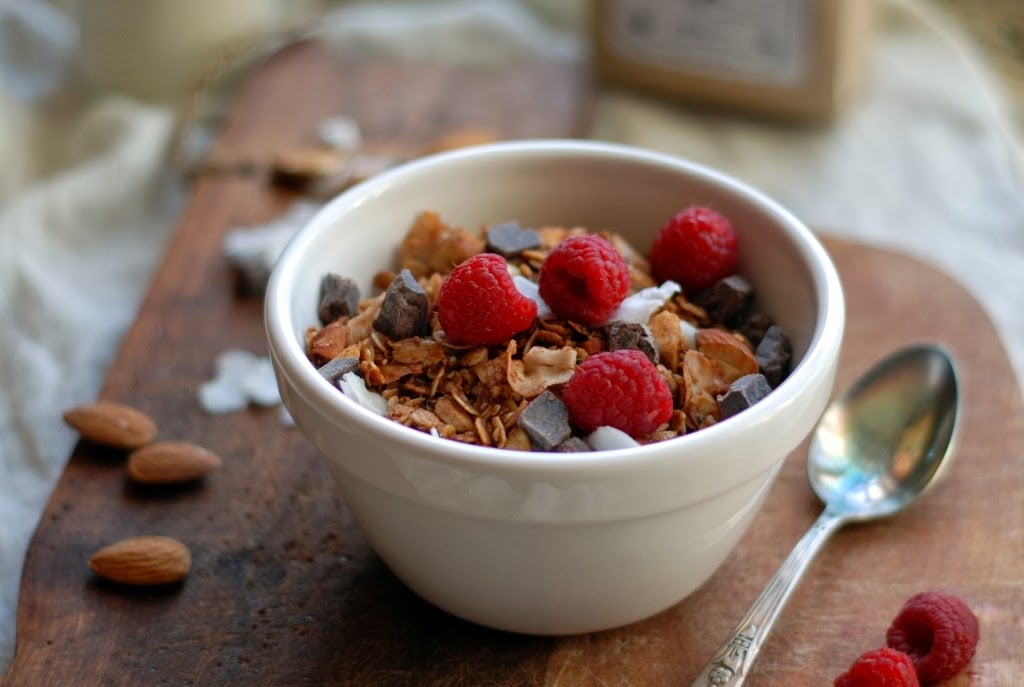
305,210,792,451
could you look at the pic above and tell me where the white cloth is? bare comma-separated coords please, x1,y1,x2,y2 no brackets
0,0,180,668
1,0,1022,673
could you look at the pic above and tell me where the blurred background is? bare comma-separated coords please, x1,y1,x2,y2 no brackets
5,1,1023,111
2,0,1023,675
941,0,1023,129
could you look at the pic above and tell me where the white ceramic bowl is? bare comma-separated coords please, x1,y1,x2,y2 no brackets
265,140,844,635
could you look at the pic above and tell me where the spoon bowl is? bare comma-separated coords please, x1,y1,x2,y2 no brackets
809,343,959,520
690,343,960,686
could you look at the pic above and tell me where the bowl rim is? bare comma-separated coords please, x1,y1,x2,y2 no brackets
265,138,845,478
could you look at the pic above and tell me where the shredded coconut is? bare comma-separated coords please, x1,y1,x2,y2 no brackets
611,281,681,325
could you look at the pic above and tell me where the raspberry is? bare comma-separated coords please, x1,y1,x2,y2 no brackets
649,206,738,295
562,349,673,438
437,253,537,346
538,234,630,327
886,591,980,684
834,647,920,687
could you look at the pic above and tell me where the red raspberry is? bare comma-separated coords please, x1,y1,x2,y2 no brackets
437,253,537,346
885,591,980,684
562,349,673,438
834,647,920,687
649,206,738,295
538,234,630,327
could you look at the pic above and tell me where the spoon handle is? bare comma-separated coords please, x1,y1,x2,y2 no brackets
688,508,845,687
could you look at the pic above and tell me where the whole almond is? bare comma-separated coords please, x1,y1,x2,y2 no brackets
271,146,346,185
88,535,191,586
127,441,222,484
63,401,157,449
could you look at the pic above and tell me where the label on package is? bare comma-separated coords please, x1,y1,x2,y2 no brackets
604,0,811,86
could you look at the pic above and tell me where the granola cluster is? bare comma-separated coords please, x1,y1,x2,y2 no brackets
305,210,791,451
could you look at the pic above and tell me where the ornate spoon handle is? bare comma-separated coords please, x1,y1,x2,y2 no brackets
688,509,846,686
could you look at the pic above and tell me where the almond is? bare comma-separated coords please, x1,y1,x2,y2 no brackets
88,535,191,586
127,441,222,485
649,310,685,367
271,146,347,184
695,328,759,382
63,401,157,449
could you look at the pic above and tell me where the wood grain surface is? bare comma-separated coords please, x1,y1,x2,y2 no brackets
3,39,1022,687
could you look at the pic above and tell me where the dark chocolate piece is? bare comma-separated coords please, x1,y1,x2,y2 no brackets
717,373,772,419
554,436,592,453
317,356,360,385
605,321,658,363
318,273,361,325
373,269,431,340
692,275,753,325
485,221,541,257
738,311,773,345
755,325,792,387
517,390,572,450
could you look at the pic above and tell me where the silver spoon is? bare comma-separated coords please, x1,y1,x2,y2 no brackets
690,343,960,687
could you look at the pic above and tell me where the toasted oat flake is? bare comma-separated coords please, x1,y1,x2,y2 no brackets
508,345,577,398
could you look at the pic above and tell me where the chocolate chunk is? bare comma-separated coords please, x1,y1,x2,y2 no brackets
485,221,541,257
517,390,572,450
318,273,361,325
755,325,792,387
605,321,658,363
692,275,752,325
717,373,772,419
317,356,360,385
554,436,592,453
373,269,431,340
738,312,773,345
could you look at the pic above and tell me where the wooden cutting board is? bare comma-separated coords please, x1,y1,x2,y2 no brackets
4,39,1023,687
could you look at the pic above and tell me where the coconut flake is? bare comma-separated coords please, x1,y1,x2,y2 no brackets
610,281,681,325
317,116,362,152
223,201,322,293
339,371,388,416
215,349,261,383
679,318,698,349
585,426,640,451
198,349,286,416
242,357,283,407
197,376,249,415
513,275,553,319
